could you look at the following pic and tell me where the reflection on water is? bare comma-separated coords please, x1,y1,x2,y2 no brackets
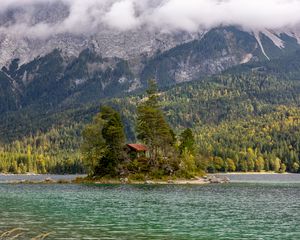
0,174,300,239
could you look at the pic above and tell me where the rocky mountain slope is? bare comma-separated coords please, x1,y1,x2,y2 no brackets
1,2,300,143
0,1,200,67
1,26,300,116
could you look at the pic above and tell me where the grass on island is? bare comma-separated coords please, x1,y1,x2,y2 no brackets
72,170,208,185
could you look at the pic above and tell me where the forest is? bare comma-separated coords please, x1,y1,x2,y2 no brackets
1,71,300,175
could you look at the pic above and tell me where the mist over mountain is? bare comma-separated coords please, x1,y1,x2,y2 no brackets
2,0,300,35
1,0,300,66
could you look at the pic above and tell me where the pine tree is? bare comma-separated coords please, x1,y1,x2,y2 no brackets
137,80,174,165
100,106,126,176
81,113,107,176
82,106,126,177
179,128,195,154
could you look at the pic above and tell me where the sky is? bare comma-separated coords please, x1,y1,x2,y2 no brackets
1,0,300,37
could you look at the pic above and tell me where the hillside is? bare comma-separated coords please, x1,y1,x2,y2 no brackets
1,65,300,173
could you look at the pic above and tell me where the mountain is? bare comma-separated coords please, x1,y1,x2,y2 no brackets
1,40,300,144
1,3,300,144
0,70,20,113
1,26,300,111
1,48,137,110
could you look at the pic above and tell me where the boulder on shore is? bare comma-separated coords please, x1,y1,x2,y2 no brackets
208,175,230,184
145,180,155,185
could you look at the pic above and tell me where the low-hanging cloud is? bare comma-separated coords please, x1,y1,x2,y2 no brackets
1,0,300,38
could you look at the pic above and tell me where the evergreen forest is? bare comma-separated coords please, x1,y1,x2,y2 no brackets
1,69,300,176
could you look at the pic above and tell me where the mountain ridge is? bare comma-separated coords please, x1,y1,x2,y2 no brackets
2,26,300,113
1,23,300,144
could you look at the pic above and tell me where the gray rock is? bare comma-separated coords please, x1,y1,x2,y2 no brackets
208,175,230,184
145,180,155,185
222,177,231,183
209,178,223,184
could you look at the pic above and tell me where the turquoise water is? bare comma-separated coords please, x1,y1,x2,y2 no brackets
1,175,300,239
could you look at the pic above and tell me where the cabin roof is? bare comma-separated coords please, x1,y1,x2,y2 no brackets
127,144,148,152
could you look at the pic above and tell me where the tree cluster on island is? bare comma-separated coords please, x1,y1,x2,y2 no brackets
81,80,199,179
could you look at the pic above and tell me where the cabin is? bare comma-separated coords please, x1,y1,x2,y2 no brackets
126,143,148,159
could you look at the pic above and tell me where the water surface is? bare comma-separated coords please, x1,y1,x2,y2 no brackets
1,174,300,239
217,173,300,183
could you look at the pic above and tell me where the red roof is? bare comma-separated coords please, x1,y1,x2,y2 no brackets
127,144,148,152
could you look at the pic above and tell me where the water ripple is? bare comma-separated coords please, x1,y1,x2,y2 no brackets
0,177,300,239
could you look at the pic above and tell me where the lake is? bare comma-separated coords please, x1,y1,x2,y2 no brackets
1,174,300,239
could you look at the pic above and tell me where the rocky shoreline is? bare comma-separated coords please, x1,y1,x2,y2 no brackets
2,175,230,185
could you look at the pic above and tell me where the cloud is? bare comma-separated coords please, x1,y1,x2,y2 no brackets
1,0,300,38
147,0,300,31
102,0,140,30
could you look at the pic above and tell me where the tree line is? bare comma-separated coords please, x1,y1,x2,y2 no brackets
195,106,300,173
0,125,85,174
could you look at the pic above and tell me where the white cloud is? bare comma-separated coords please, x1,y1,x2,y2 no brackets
1,0,300,37
102,0,140,30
